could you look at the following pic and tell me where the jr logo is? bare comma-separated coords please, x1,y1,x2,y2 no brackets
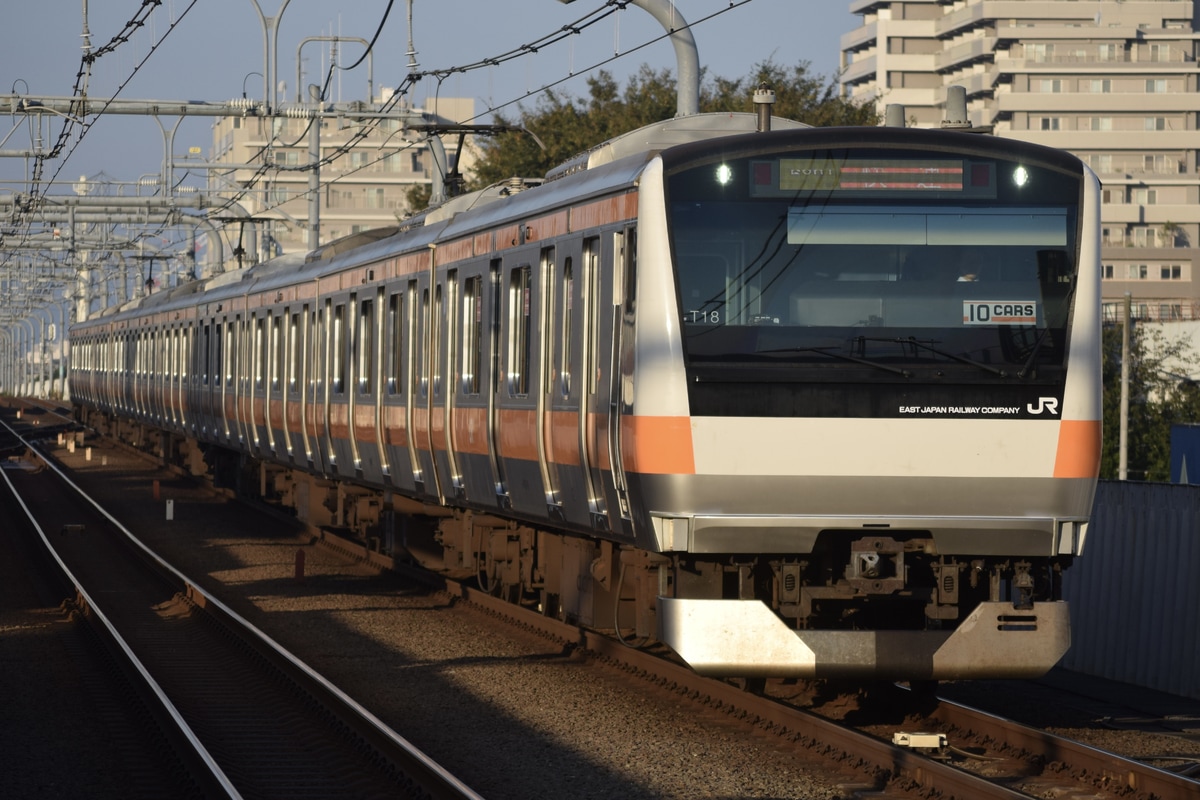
1027,397,1060,415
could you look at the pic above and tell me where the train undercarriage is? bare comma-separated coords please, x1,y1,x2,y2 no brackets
81,409,1073,680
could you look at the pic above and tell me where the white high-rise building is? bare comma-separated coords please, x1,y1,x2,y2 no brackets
841,0,1200,321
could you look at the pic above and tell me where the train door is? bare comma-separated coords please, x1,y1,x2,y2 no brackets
432,270,464,500
411,274,439,500
329,296,354,477
496,255,553,518
349,289,387,483
454,270,490,505
380,286,414,492
284,308,302,464
579,237,607,529
302,303,328,475
486,261,508,506
267,310,285,458
583,231,633,535
536,247,563,518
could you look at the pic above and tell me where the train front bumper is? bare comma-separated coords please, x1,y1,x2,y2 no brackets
658,598,1070,680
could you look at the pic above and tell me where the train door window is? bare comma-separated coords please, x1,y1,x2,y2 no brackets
214,323,224,387
288,311,301,392
584,237,600,395
315,304,326,394
387,291,403,395
254,315,266,390
623,226,637,314
358,296,375,395
418,286,430,398
539,248,555,397
407,281,419,398
202,324,211,385
508,265,532,397
437,274,455,399
332,302,346,395
560,257,573,398
271,313,283,391
462,275,482,395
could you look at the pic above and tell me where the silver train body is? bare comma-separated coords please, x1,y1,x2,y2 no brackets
70,114,1103,680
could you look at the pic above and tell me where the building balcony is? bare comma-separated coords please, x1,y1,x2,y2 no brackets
841,21,877,53
994,92,1200,114
841,54,878,86
935,37,998,71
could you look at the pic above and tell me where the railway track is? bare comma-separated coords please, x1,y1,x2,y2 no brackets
10,399,1200,799
0,406,482,800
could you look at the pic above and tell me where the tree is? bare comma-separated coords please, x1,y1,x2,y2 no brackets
1101,322,1200,481
467,59,878,191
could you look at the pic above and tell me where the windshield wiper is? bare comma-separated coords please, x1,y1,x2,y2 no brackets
758,346,912,378
858,336,1009,378
1016,327,1057,379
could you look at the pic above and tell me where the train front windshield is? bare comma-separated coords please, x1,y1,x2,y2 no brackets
666,142,1084,418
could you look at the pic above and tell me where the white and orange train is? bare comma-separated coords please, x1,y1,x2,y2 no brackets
69,113,1102,680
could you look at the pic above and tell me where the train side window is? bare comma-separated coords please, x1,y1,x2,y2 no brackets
332,303,346,395
560,256,573,398
462,275,482,396
358,297,375,395
508,265,532,397
386,292,402,395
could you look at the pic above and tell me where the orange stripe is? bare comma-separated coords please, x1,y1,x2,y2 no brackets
452,406,490,456
621,416,695,475
382,404,408,447
497,408,539,461
545,409,580,465
1053,420,1101,479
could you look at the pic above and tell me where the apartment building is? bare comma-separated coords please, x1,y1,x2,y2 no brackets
209,95,475,259
841,0,1200,321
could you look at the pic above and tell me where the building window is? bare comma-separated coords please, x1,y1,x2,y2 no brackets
1039,117,1062,131
1089,117,1112,131
1128,264,1149,280
1038,79,1064,93
1085,79,1111,93
1161,265,1182,280
1145,79,1168,93
1098,43,1120,61
1132,188,1157,205
1103,264,1114,279
1145,117,1166,131
1027,43,1054,62
1088,154,1112,173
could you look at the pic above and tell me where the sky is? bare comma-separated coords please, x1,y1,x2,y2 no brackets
0,0,858,193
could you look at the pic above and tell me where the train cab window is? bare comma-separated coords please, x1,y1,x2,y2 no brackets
462,276,482,396
358,297,375,395
386,292,403,396
332,303,346,395
508,265,532,397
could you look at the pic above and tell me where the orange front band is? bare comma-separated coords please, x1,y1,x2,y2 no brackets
1053,419,1102,479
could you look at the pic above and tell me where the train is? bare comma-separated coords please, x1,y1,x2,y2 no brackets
68,109,1102,680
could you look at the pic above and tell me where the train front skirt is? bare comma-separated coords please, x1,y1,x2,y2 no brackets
658,598,1070,680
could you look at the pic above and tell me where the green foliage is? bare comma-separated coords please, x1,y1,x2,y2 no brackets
469,59,878,190
1101,323,1200,481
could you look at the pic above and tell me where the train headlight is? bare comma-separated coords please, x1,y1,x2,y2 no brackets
715,164,734,186
1013,166,1030,187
